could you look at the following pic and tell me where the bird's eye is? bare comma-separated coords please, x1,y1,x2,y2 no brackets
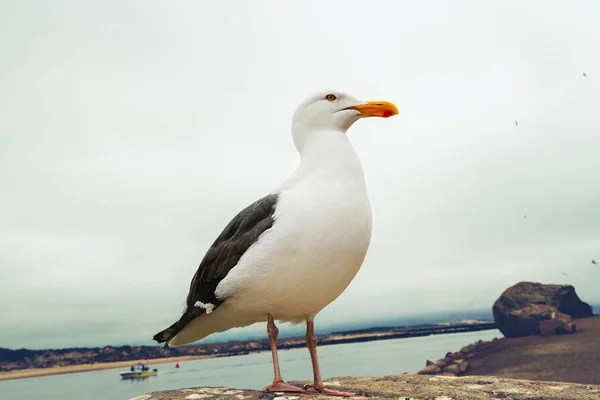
325,94,337,102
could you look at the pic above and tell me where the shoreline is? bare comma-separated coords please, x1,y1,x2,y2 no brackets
0,322,497,382
0,355,212,381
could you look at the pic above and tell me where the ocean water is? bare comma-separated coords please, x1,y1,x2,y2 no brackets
1,329,501,400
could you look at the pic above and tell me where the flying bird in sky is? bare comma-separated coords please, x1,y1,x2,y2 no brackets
593,260,597,265
583,72,588,77
561,272,568,277
515,121,518,127
153,91,399,396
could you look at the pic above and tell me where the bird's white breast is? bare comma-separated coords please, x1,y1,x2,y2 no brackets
215,135,372,323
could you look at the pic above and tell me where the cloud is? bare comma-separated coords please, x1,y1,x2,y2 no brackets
1,0,599,349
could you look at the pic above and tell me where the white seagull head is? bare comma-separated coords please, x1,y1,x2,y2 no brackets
291,90,399,152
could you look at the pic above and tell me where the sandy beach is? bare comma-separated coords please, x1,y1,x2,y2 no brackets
0,355,212,381
467,316,600,384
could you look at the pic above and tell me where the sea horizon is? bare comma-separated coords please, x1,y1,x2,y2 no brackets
2,308,497,351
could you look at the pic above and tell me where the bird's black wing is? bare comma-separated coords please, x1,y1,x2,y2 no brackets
153,193,279,346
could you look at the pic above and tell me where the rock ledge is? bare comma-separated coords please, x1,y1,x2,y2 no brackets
133,374,600,400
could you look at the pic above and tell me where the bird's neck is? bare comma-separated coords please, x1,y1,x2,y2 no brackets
299,129,360,167
276,129,366,193
279,129,363,190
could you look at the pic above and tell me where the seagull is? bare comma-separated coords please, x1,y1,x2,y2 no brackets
583,72,588,77
153,91,399,396
560,272,568,277
593,260,597,265
515,121,518,127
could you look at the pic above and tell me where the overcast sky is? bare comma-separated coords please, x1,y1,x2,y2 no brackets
1,1,599,350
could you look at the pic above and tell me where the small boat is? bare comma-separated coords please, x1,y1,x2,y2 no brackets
120,362,158,380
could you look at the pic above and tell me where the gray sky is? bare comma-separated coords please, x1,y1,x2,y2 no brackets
1,0,599,349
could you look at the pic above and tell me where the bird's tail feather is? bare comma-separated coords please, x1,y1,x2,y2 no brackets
152,307,206,348
152,322,178,347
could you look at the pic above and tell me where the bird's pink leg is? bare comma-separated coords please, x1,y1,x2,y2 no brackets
262,314,306,393
305,319,360,397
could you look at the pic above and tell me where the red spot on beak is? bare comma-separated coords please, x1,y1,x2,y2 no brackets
382,109,394,118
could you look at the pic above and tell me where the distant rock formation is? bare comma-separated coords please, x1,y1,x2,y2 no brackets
492,282,593,338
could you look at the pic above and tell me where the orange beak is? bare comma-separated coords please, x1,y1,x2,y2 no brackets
348,101,399,118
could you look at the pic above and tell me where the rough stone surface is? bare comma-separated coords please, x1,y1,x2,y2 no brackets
493,282,593,338
135,374,600,400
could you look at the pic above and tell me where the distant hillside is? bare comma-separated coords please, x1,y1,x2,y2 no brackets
0,340,275,372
